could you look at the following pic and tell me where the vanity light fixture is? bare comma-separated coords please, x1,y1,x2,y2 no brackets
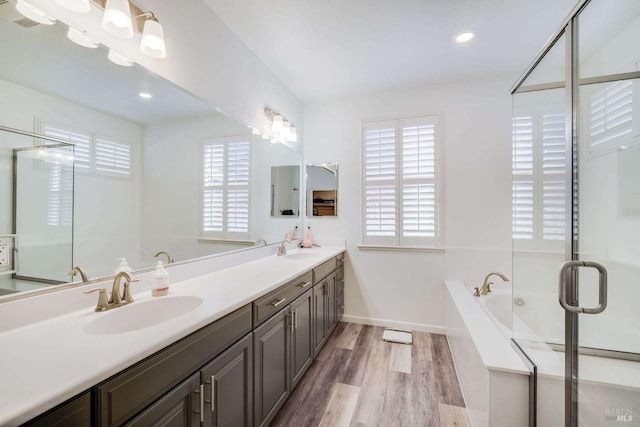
263,107,297,144
102,0,133,38
56,0,90,14
107,49,133,66
139,12,166,58
138,91,152,99
16,0,56,25
455,32,474,43
67,27,99,48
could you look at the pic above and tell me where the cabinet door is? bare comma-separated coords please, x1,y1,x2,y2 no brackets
200,333,253,427
326,272,337,335
25,392,91,427
313,280,327,356
253,308,290,427
290,288,314,391
125,373,201,427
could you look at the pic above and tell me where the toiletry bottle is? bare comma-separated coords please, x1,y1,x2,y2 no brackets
303,226,313,248
152,261,170,297
114,258,132,274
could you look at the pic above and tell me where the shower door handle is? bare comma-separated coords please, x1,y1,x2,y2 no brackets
558,260,607,314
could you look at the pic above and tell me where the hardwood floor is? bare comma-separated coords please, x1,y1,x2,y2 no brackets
272,322,471,427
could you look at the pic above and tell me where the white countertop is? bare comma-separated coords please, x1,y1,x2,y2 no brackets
0,246,344,426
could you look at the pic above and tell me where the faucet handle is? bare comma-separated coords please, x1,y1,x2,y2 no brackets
473,287,481,297
486,282,493,293
83,288,109,312
122,281,136,304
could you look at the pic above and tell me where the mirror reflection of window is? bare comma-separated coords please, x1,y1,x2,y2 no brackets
306,163,338,217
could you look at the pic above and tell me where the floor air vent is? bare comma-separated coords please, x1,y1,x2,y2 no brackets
382,329,413,344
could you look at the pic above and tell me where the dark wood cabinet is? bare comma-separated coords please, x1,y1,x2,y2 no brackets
125,373,201,427
200,333,253,427
289,288,314,391
312,279,327,356
24,392,92,427
253,308,290,427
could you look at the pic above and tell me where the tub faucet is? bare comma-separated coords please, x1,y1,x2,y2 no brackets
474,272,510,296
277,239,291,256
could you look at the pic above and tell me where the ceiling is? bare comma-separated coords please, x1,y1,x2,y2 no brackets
204,0,578,102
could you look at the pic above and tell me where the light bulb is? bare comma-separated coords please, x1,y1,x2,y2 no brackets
67,27,99,48
102,0,133,38
140,18,166,59
56,0,90,13
455,32,474,43
16,0,56,25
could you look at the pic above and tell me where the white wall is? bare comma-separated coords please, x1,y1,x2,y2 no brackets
0,79,142,280
303,77,513,331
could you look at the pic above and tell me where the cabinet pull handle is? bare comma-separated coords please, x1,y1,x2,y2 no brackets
271,298,287,307
195,384,204,423
294,310,298,329
298,281,311,288
210,375,215,413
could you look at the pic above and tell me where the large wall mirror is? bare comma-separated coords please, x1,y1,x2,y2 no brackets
306,163,338,217
0,10,302,300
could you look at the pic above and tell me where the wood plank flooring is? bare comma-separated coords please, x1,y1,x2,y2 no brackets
272,322,471,427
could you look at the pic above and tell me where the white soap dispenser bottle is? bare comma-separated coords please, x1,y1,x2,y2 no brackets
152,260,170,297
114,258,132,274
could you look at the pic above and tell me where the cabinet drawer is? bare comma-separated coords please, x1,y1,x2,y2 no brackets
97,304,252,427
253,271,312,326
313,258,337,284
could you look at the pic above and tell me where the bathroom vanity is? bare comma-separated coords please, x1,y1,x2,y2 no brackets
0,247,344,427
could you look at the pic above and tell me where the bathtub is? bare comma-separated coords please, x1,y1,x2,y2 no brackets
445,281,530,427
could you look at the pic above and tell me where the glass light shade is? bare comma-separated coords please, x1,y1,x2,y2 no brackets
271,114,284,136
102,0,133,38
107,49,133,67
140,19,166,59
287,126,297,142
56,0,90,13
67,27,99,48
16,0,56,25
282,121,291,140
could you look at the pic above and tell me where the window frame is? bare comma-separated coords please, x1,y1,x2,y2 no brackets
200,135,252,240
361,114,443,249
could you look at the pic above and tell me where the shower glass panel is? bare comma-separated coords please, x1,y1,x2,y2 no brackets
512,31,569,426
575,0,640,424
15,144,74,283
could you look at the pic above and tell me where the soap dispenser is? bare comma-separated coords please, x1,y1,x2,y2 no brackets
302,225,314,248
114,258,132,274
152,261,170,297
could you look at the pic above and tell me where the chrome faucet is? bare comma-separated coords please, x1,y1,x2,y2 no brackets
154,251,173,264
109,271,139,305
68,266,89,282
474,272,510,296
277,239,291,256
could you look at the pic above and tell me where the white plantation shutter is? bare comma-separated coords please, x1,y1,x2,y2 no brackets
363,115,440,247
95,136,131,177
202,136,251,238
41,123,91,171
48,161,73,226
512,113,567,247
589,80,633,149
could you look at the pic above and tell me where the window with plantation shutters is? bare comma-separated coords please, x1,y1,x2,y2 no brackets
363,115,440,247
589,80,633,150
202,136,251,238
512,112,567,249
39,122,132,178
47,160,73,227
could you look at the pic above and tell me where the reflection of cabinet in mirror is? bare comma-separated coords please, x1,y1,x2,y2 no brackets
306,163,338,217
312,190,336,216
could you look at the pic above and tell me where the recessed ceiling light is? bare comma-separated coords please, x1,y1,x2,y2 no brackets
138,92,153,99
455,32,474,43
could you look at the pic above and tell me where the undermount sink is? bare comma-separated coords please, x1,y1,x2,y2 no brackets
284,252,320,260
84,295,203,335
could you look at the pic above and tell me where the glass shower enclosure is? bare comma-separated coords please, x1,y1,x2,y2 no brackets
511,0,640,425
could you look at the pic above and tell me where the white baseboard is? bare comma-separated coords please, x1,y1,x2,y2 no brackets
341,314,447,335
